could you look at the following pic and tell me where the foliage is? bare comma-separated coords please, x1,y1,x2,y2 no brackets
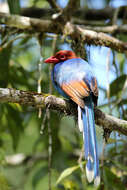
0,0,127,190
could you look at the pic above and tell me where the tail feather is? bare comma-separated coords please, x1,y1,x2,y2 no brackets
86,156,94,182
78,96,100,186
94,175,100,187
78,105,83,132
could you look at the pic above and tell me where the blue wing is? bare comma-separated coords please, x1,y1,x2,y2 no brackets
52,58,98,106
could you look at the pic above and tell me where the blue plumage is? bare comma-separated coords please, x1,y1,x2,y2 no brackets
52,58,94,87
45,51,100,186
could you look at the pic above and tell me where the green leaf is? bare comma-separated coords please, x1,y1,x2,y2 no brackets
0,47,11,87
6,104,24,150
32,166,48,188
103,166,125,190
56,165,80,185
63,179,79,190
0,173,10,190
110,75,127,97
7,0,20,14
119,58,125,74
112,160,127,172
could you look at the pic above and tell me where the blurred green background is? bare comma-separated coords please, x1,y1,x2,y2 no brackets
0,0,127,189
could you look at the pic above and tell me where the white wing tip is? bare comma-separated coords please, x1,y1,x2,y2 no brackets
86,167,94,183
94,175,100,186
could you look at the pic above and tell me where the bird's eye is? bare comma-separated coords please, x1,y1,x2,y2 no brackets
60,54,66,60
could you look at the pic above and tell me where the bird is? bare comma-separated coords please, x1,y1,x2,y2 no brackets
44,50,100,186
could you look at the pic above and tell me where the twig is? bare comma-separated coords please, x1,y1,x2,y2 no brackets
63,0,80,19
37,35,44,118
40,107,49,134
47,109,52,190
78,146,84,172
47,35,57,190
101,139,106,183
106,49,111,111
111,4,120,151
1,34,30,49
37,57,43,118
101,140,106,167
112,7,121,25
47,0,62,11
65,0,79,10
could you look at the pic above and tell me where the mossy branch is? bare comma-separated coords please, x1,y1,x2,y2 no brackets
0,87,127,136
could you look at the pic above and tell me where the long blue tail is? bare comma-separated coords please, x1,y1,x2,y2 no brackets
82,96,100,186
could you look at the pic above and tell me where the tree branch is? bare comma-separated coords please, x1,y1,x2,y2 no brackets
64,22,127,53
0,12,127,52
21,6,127,21
0,12,52,31
0,87,127,136
80,24,127,34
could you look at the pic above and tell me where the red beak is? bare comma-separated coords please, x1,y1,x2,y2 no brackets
44,56,59,64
